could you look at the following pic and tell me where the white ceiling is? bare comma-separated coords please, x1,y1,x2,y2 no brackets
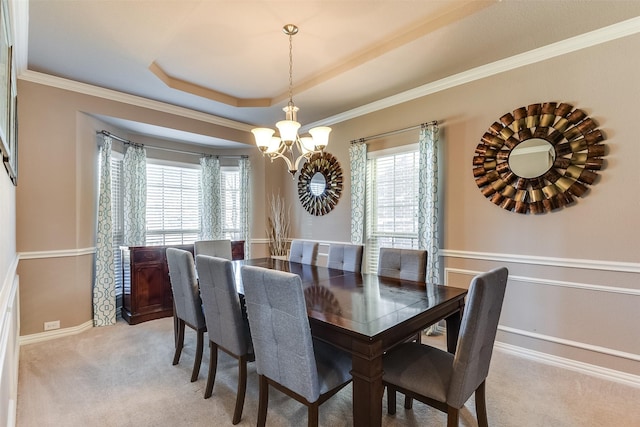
22,0,640,147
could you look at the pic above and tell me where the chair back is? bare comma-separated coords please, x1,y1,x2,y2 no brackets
241,265,321,403
195,255,252,356
194,239,233,260
288,239,319,265
166,248,205,328
377,248,427,282
327,243,364,272
447,267,508,407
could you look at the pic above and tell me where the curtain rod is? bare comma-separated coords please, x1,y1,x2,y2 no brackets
97,130,247,159
350,120,439,144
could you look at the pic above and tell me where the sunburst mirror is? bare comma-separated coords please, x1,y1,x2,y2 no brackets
298,152,343,216
473,102,606,214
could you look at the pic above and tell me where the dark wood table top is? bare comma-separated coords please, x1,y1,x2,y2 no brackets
232,257,468,342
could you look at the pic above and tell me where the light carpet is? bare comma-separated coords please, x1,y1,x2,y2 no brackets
16,317,640,426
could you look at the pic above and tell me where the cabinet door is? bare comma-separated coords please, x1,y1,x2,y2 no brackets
132,261,167,314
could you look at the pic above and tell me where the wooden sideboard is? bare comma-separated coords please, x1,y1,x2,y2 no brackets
120,241,245,325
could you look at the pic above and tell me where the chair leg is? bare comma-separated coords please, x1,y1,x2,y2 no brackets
476,380,489,427
191,329,204,382
404,395,413,410
204,342,218,399
232,355,248,425
172,319,185,365
447,405,459,427
257,375,269,427
386,386,397,415
308,402,319,427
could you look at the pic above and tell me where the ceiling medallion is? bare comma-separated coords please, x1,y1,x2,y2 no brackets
473,102,606,214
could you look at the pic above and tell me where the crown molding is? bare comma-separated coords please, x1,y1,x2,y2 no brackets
16,16,640,131
18,70,254,132
312,16,640,128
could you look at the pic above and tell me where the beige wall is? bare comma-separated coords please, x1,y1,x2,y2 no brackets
15,80,271,336
279,34,640,376
12,32,639,379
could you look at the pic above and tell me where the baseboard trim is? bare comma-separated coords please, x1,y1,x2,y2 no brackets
494,341,640,389
430,325,640,388
19,320,94,346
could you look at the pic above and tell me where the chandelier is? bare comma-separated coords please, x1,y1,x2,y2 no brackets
251,24,331,176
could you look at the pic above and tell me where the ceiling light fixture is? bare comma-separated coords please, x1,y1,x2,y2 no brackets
251,24,331,176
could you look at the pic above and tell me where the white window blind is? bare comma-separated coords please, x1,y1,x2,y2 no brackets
365,149,420,274
221,167,242,240
110,154,124,300
146,162,201,245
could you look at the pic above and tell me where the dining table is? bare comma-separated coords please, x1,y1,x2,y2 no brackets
231,257,468,427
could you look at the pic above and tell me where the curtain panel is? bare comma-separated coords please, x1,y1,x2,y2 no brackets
417,123,440,285
349,140,367,244
93,136,116,326
122,144,147,246
199,156,222,240
239,157,252,259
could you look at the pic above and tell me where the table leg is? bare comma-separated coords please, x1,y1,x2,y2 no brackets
350,340,384,427
445,309,463,353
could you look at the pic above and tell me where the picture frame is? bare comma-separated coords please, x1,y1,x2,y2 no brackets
4,44,16,185
0,0,9,162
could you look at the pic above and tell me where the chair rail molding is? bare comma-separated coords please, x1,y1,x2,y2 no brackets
19,247,97,260
445,267,640,296
441,249,640,274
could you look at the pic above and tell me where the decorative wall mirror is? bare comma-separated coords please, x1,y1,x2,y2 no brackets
473,102,606,214
298,152,343,216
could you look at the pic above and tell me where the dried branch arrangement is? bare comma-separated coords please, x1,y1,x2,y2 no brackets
267,193,290,256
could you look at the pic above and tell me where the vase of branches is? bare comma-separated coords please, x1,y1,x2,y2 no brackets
267,193,290,258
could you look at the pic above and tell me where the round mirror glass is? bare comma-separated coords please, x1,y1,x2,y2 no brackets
309,172,326,196
508,138,556,178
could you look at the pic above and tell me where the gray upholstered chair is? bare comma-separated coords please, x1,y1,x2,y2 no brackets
377,247,427,282
194,239,233,260
327,243,364,272
288,239,319,265
166,248,206,382
195,255,253,425
382,267,509,427
240,265,352,427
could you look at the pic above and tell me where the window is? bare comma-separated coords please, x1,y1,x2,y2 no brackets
365,147,420,273
146,162,201,245
111,153,124,303
221,167,242,240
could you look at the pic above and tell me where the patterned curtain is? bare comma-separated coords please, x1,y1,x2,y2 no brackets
199,156,221,240
93,136,116,326
349,140,367,244
417,123,440,286
239,157,252,259
122,144,147,245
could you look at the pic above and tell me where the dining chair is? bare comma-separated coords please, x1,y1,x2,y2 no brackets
377,247,427,282
194,239,233,260
288,239,319,265
166,248,207,382
382,267,509,427
327,243,364,272
195,255,254,425
240,265,352,427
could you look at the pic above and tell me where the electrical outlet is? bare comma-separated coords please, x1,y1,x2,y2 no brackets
44,320,60,331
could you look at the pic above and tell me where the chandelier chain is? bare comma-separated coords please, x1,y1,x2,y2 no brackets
288,32,294,105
